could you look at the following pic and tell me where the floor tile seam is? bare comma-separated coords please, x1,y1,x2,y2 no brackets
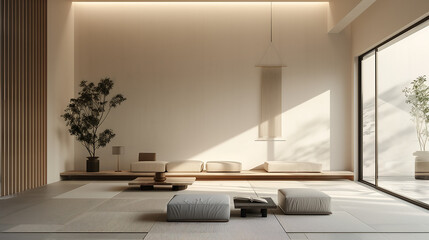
18,231,416,234
248,180,259,197
339,206,412,233
291,181,389,234
109,186,129,199
1,230,149,234
59,197,112,227
0,199,46,223
286,231,429,233
273,211,290,236
250,180,299,237
0,226,18,233
354,181,429,212
53,183,127,199
141,210,163,238
330,210,379,233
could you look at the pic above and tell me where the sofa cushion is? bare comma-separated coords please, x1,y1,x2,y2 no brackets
130,161,167,172
278,188,331,215
206,161,242,173
166,161,203,173
264,161,322,173
167,194,230,221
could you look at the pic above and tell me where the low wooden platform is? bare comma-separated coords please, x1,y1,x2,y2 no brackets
60,170,354,181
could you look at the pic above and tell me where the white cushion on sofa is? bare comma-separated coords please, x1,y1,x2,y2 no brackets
131,161,167,172
206,161,242,173
166,160,203,173
264,161,322,173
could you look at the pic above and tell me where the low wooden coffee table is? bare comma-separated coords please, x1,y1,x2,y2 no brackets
129,176,196,191
233,197,277,217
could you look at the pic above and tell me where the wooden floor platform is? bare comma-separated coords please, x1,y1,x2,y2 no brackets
61,170,354,181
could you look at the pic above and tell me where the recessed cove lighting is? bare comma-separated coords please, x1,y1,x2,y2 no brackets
72,1,328,5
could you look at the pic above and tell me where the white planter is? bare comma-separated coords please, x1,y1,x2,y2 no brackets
414,151,429,180
413,151,429,158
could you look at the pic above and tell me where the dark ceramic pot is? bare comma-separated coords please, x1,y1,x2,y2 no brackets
86,156,100,172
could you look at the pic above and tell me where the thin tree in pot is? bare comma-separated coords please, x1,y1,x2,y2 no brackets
403,75,429,151
62,78,126,172
403,75,429,179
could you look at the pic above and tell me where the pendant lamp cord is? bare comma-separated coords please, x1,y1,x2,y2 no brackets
270,2,273,43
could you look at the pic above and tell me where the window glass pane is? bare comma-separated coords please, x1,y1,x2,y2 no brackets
377,22,429,204
361,52,376,184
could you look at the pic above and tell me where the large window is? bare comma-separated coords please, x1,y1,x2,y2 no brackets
359,17,429,209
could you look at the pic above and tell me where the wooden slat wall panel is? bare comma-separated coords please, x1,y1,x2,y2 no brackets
0,0,47,196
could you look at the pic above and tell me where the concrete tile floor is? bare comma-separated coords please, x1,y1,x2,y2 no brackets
0,180,428,240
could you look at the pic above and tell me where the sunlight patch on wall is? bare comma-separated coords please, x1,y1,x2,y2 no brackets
280,90,331,170
71,2,348,172
187,126,266,170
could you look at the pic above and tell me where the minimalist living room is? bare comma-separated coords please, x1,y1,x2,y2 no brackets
1,0,429,239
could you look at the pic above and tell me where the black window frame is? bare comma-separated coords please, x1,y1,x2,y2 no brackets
358,15,429,210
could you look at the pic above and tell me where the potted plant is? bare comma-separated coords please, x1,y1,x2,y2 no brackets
403,75,429,179
62,78,126,172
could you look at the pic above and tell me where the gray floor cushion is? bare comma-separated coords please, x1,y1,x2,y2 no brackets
278,188,331,215
167,194,230,222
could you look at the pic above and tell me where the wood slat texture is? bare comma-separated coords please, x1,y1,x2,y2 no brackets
0,0,47,196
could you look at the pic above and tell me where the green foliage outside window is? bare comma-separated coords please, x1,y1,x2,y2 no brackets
403,75,429,151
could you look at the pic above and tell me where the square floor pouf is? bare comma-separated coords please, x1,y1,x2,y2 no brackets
167,194,230,222
278,188,332,215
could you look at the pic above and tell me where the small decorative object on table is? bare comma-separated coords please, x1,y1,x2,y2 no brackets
233,196,277,217
112,146,124,172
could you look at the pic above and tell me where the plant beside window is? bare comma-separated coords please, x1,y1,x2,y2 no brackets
403,75,429,151
403,75,429,180
62,77,126,172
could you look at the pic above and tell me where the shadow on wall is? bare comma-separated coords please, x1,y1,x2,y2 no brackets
211,89,332,171
75,81,333,171
74,75,335,171
362,83,417,177
72,3,349,171
277,91,331,170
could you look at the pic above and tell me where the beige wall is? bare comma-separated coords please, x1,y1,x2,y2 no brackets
352,0,429,56
73,2,352,171
351,0,429,176
47,0,75,183
328,0,361,31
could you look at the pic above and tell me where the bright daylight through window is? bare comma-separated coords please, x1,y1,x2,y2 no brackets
360,18,429,208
